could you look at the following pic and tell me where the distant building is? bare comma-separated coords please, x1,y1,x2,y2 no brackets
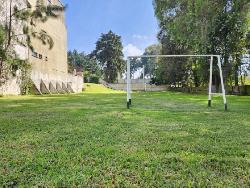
0,0,83,95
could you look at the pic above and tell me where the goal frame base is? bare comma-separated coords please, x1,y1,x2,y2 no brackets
126,54,228,111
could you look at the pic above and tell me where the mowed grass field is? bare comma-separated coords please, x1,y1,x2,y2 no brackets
0,84,250,187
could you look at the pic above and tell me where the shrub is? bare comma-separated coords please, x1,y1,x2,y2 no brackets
84,74,100,84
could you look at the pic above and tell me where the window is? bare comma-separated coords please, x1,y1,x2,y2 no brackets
32,51,38,58
45,56,48,61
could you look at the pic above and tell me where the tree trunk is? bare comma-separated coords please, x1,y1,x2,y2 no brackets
8,0,12,46
0,59,3,80
0,60,3,86
214,74,220,93
234,65,239,87
193,61,199,87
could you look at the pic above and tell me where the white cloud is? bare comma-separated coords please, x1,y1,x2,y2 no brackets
132,34,149,40
123,44,143,58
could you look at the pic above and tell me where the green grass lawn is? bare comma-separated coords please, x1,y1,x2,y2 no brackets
0,84,250,187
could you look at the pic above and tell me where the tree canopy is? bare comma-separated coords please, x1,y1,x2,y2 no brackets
91,31,125,83
153,0,250,88
68,50,101,83
130,44,162,79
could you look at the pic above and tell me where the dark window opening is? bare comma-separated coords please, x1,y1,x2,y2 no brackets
32,51,38,58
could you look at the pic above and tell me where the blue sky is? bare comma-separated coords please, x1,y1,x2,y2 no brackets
61,0,158,56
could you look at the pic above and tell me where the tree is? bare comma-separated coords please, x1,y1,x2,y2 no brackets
92,31,125,83
141,44,162,78
209,1,250,87
0,0,65,86
68,50,101,83
130,44,161,79
153,0,207,87
153,0,250,89
153,33,190,86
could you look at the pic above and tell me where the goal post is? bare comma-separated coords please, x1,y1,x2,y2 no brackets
126,55,228,111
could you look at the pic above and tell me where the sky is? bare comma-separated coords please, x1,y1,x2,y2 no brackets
61,0,159,57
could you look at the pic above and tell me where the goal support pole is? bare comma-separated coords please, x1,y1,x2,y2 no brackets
143,65,146,91
126,55,228,111
217,56,228,111
127,59,131,109
208,56,213,107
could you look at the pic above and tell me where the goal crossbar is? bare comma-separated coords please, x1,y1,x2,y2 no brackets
128,55,220,58
126,54,228,111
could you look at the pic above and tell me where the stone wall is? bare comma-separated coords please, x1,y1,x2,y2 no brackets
108,83,169,91
31,70,83,94
68,74,84,93
100,80,169,91
117,79,151,84
0,75,21,96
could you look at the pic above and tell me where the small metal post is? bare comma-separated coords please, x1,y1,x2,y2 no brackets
127,59,130,108
217,56,228,111
208,56,213,107
143,65,146,91
128,59,132,105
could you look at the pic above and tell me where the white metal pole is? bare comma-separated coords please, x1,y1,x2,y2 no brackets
217,56,228,111
127,59,130,108
129,73,132,105
128,59,132,106
129,55,218,58
208,56,213,107
143,65,146,91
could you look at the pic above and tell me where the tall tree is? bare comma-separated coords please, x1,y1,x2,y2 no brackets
154,33,190,86
68,50,101,82
209,0,250,86
142,44,162,78
130,44,161,79
153,0,250,88
92,31,125,83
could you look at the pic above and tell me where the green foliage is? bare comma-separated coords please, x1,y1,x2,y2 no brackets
0,92,249,186
68,50,100,74
153,0,250,88
68,50,101,83
92,31,125,83
89,75,99,84
19,62,33,95
0,26,6,61
131,44,162,78
84,73,100,84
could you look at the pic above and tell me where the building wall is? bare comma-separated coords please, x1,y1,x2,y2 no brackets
29,0,68,79
0,0,83,95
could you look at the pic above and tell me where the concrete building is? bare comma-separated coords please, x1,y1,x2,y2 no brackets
0,0,83,95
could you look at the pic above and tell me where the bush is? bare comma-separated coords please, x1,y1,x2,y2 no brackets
89,75,99,84
84,74,100,84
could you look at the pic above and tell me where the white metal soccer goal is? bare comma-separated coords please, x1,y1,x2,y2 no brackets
126,55,228,111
